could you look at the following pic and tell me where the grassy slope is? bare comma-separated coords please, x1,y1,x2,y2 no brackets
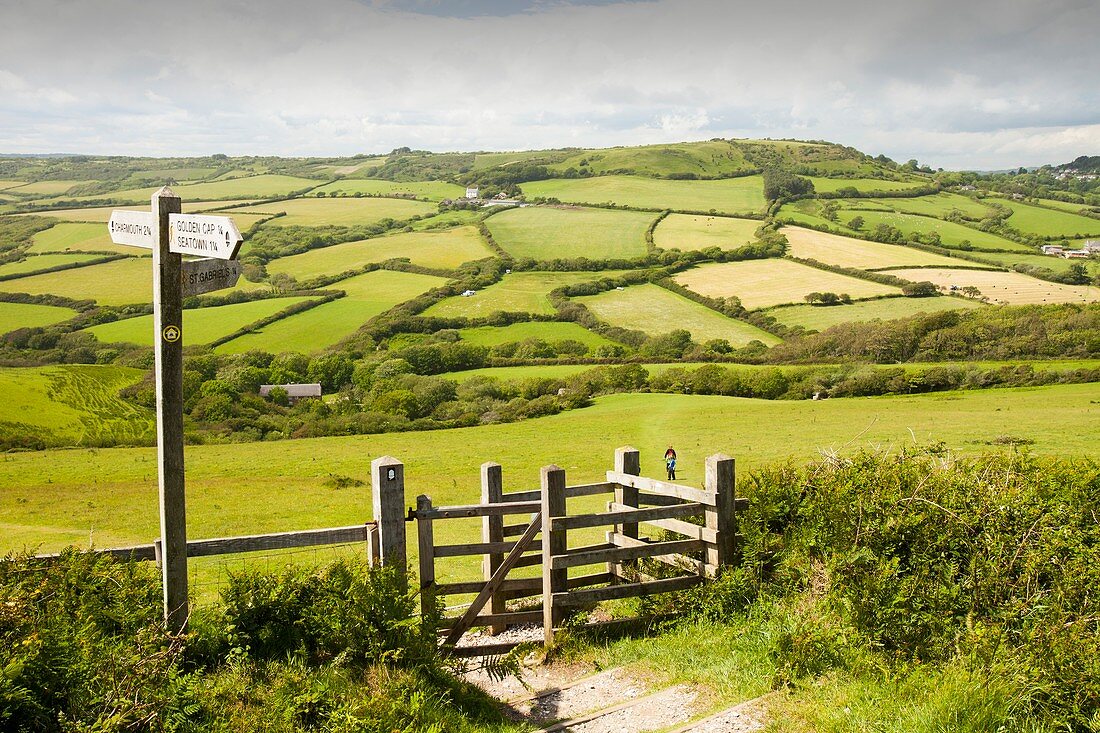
520,175,767,214
674,259,901,309
548,140,753,176
425,271,629,317
2,384,1098,562
972,251,1100,276
807,177,928,193
58,175,319,204
313,180,465,201
0,257,152,306
578,283,781,344
85,297,314,346
486,206,653,260
883,268,1100,305
768,295,984,330
23,201,269,224
862,192,997,219
267,226,492,278
0,301,78,333
28,223,143,255
1000,199,1100,237
216,269,449,354
653,214,760,251
237,197,437,227
0,253,102,276
457,321,614,347
849,210,1035,251
782,226,966,270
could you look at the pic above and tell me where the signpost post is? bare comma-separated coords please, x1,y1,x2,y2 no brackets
107,189,243,631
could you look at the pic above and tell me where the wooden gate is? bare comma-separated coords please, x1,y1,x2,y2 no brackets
413,446,744,651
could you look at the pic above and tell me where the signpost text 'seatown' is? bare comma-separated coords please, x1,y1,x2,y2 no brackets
106,188,243,630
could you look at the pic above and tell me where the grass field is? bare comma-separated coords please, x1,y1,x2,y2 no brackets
2,384,1098,561
0,365,152,453
312,179,465,201
884,267,1100,305
85,297,314,346
0,257,152,305
653,214,760,251
1036,198,1099,214
548,140,753,177
520,175,767,214
674,259,901,309
267,226,492,279
0,301,78,333
782,226,967,270
28,223,146,255
7,180,86,196
845,210,1032,251
767,295,984,331
968,251,1100,276
858,193,997,220
457,321,615,348
236,197,436,228
486,206,653,260
806,177,927,193
1000,199,1100,237
59,175,319,204
0,253,103,277
425,270,628,317
216,270,449,354
25,201,270,224
577,283,781,345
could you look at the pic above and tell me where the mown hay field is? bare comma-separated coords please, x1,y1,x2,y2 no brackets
674,259,901,309
653,214,760,251
0,257,152,306
782,226,970,270
577,283,781,344
457,321,615,347
768,295,984,331
520,175,767,214
485,206,653,260
85,297,315,346
425,270,628,317
313,179,465,201
238,197,436,228
216,269,449,354
0,301,78,334
883,268,1100,305
267,226,492,279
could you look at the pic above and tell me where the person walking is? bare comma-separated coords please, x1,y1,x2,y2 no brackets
666,454,677,481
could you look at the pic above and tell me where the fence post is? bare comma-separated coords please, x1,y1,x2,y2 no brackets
481,462,506,635
541,464,567,647
612,446,640,581
704,453,735,574
371,456,407,589
416,495,435,620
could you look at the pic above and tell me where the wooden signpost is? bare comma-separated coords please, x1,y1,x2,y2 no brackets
108,188,243,631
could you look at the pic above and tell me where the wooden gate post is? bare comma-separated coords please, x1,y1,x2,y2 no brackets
481,462,506,635
416,494,435,619
612,446,641,581
371,456,407,589
704,453,736,574
541,464,567,647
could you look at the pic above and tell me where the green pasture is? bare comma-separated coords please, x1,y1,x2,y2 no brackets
313,179,464,201
8,180,86,196
457,321,614,348
807,177,927,193
267,226,492,279
859,192,997,220
548,140,753,177
24,201,268,224
125,167,218,184
0,253,103,277
674,259,901,310
1036,198,1098,214
782,226,965,270
1000,199,1100,238
969,251,1100,275
2,384,1098,577
767,295,984,331
85,297,314,346
653,214,760,251
471,150,556,169
882,268,1100,305
0,257,152,306
60,175,318,204
520,175,767,214
28,223,143,255
425,270,629,317
0,365,152,452
848,210,1032,251
216,270,449,354
577,283,780,345
408,209,482,231
238,197,436,228
0,301,78,334
486,206,653,260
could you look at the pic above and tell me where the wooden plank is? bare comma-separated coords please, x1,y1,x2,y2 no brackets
705,454,736,571
418,501,541,519
186,525,372,557
367,522,380,567
371,456,407,582
434,540,542,558
551,538,703,570
609,532,704,574
443,512,543,648
502,522,529,537
542,465,567,647
606,471,717,506
608,502,717,542
553,575,703,607
550,502,703,532
501,482,615,503
439,609,543,631
449,642,522,658
435,576,543,596
416,496,435,619
514,553,543,569
635,494,748,510
33,545,158,563
482,462,506,635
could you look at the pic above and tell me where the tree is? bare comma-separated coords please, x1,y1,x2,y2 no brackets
847,215,864,230
902,281,938,297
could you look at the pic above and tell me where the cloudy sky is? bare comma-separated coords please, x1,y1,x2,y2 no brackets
1,0,1098,169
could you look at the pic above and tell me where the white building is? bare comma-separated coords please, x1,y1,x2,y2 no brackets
465,186,479,199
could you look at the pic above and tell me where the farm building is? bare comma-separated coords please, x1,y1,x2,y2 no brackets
1041,245,1064,255
259,383,322,404
465,186,479,199
1086,240,1100,253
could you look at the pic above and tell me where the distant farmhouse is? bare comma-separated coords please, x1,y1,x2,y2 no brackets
465,186,479,199
1042,241,1098,259
259,383,322,404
